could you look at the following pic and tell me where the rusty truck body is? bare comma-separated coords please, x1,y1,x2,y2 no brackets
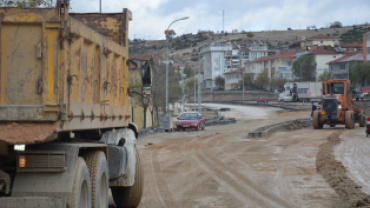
0,1,145,208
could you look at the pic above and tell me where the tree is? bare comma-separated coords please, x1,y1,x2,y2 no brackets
270,77,287,92
151,61,183,119
2,0,54,7
318,71,332,81
349,62,370,87
287,27,292,31
215,75,225,89
183,65,193,78
253,71,270,89
247,32,255,38
292,55,317,81
132,94,152,129
239,74,253,87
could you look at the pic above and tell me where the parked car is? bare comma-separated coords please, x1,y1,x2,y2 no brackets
257,96,269,104
176,112,205,131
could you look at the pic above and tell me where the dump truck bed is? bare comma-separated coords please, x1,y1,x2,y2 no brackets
0,6,132,144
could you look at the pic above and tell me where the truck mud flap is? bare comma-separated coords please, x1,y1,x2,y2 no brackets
0,197,65,208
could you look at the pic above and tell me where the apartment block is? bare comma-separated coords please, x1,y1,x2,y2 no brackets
244,52,296,81
200,41,270,89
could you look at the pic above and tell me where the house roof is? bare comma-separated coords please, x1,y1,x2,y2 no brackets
308,46,347,55
306,34,341,40
326,51,363,64
245,51,296,64
224,68,242,74
341,42,363,48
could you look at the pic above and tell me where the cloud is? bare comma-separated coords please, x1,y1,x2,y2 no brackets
70,0,370,40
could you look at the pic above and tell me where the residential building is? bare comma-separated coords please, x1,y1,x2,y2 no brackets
341,42,362,52
200,41,270,89
327,51,363,80
224,68,242,90
364,28,370,63
307,46,346,79
289,34,341,51
244,52,296,81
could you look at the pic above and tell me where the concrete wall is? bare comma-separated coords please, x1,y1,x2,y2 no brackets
187,91,278,102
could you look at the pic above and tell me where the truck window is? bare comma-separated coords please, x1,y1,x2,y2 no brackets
327,83,345,95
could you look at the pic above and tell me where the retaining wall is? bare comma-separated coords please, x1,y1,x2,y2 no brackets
187,91,278,102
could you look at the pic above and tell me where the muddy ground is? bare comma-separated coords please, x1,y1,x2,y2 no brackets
108,104,370,208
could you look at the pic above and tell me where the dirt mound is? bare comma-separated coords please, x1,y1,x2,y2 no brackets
317,131,370,208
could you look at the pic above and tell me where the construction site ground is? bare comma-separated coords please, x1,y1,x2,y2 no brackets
109,104,370,208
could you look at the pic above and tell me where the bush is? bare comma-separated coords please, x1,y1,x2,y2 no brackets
287,27,292,31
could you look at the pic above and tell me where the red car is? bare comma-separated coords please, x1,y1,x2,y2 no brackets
176,112,205,131
257,96,269,104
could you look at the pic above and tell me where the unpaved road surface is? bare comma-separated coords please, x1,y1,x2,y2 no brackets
109,104,370,208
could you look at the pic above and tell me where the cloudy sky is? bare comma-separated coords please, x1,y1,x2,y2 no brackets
70,0,370,40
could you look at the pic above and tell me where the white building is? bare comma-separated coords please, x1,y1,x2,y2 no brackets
307,46,346,79
200,41,271,89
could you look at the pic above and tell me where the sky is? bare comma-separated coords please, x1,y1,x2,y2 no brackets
70,0,370,41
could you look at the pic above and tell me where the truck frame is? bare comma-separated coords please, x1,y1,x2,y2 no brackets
0,1,145,208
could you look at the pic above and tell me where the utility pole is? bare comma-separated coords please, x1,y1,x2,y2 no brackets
223,10,225,33
198,52,201,113
194,70,196,111
99,0,102,13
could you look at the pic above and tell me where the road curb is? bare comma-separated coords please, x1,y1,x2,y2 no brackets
203,101,307,112
249,118,312,138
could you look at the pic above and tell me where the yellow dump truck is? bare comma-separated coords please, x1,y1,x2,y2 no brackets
0,1,146,207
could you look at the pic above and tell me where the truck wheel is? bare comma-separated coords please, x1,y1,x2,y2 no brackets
313,111,323,129
71,157,92,208
345,110,354,129
85,151,109,208
359,111,365,127
111,148,144,208
330,124,336,127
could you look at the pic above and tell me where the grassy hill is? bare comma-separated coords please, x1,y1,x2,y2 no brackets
129,26,359,61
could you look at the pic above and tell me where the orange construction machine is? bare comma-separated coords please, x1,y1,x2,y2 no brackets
313,79,365,129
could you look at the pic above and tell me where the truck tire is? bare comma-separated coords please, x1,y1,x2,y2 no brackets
313,111,323,129
85,151,109,208
330,124,336,127
71,157,92,208
111,148,144,208
359,111,365,127
345,110,354,129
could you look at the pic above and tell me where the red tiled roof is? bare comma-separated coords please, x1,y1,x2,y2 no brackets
306,34,340,40
341,43,363,48
224,68,242,74
308,46,346,55
326,51,363,64
246,52,296,64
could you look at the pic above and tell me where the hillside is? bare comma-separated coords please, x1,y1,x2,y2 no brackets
129,26,358,61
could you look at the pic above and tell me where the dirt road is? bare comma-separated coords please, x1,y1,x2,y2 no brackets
109,105,370,208
122,106,345,208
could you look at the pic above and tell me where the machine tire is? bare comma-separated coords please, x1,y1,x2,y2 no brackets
71,157,92,208
313,111,323,129
111,148,144,208
359,111,365,127
85,151,109,208
345,110,354,129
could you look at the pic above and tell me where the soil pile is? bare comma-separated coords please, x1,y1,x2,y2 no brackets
317,131,370,208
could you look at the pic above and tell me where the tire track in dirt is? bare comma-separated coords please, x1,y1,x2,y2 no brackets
199,146,295,208
151,148,182,208
141,149,167,208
